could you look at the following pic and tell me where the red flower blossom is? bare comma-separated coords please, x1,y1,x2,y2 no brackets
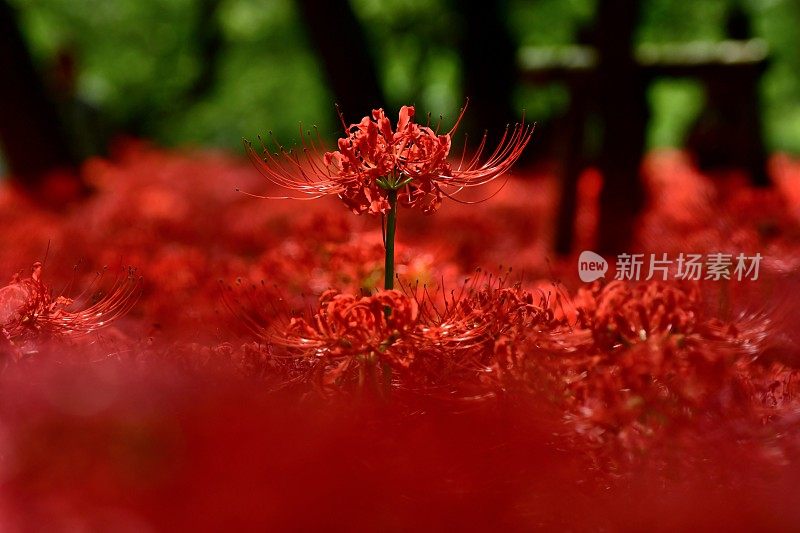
574,280,702,351
236,272,579,395
244,104,533,215
0,262,141,354
247,288,489,394
541,280,772,455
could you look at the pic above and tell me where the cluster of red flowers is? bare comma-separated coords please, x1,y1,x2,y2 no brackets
0,139,799,528
265,287,491,394
562,281,769,454
252,272,788,464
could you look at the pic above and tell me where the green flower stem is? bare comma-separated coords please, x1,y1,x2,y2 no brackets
384,188,398,290
378,180,403,397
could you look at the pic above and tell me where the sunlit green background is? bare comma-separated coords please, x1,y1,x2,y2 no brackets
9,0,800,153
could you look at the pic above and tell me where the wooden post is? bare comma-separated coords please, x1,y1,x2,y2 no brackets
295,0,386,121
458,0,516,134
595,0,646,255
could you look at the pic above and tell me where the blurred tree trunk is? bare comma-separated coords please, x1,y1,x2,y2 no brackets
0,0,84,198
457,0,517,135
687,4,770,187
186,0,224,103
595,0,646,255
295,0,385,122
554,77,590,255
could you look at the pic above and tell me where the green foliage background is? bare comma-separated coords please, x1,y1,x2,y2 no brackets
9,0,800,153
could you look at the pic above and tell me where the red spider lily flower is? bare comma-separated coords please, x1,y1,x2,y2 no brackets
244,103,533,290
541,280,772,456
230,271,580,396
244,104,533,216
0,262,142,353
574,279,703,350
244,288,488,394
413,270,587,386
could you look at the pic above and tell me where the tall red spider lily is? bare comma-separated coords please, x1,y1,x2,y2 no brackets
0,262,141,356
243,103,533,289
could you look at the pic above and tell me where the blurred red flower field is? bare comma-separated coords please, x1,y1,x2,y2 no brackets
1,140,800,530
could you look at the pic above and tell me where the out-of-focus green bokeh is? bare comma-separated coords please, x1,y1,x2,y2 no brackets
9,0,800,153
